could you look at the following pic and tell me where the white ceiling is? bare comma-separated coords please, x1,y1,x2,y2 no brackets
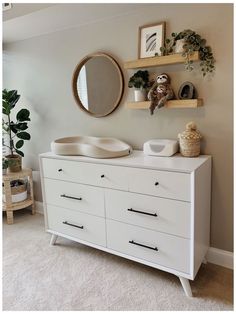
3,3,152,44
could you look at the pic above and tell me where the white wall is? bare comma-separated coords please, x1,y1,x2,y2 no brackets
3,3,233,252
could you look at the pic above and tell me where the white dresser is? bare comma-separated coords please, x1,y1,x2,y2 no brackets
39,150,211,297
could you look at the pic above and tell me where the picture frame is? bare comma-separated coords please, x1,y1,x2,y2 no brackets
138,22,166,59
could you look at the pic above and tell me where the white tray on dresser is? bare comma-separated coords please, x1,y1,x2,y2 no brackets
39,150,211,297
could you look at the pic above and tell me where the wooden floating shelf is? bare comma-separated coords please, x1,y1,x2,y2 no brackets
124,52,199,69
126,99,203,109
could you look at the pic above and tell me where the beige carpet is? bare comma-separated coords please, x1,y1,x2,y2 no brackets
3,209,233,311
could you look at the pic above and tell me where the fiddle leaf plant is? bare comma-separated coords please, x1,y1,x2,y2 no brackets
2,89,31,157
128,70,149,90
160,29,215,76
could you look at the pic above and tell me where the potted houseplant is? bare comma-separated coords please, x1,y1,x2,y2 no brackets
128,70,149,101
2,89,31,172
160,29,215,77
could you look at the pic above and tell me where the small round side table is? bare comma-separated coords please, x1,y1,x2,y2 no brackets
2,168,35,224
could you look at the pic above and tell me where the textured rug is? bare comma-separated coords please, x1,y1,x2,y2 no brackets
2,210,233,311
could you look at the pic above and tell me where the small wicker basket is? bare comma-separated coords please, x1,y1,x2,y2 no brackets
178,122,202,157
2,180,27,203
11,180,27,195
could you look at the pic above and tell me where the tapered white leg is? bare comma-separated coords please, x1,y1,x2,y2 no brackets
50,234,58,246
179,276,193,297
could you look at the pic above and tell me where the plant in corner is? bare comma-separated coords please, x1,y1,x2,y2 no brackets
160,29,215,77
2,89,31,172
128,70,149,102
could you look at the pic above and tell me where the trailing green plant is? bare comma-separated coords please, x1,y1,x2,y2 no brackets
160,29,215,76
128,70,149,89
2,89,31,157
160,37,176,56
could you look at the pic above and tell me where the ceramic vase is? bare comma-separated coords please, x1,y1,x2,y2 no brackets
175,39,186,54
134,89,146,102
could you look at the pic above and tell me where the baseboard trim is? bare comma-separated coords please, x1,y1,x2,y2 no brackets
34,201,233,269
35,201,44,215
206,247,233,269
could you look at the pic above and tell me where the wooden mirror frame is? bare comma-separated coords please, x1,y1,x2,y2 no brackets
72,52,124,118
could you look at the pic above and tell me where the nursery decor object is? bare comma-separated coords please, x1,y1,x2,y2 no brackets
139,22,165,58
128,70,149,102
178,122,202,157
51,136,132,158
147,73,174,114
178,82,196,99
174,39,186,54
143,139,178,157
2,168,35,224
2,179,27,203
72,52,124,117
160,29,215,76
2,89,31,172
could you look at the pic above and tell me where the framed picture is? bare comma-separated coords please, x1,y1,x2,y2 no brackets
138,22,165,59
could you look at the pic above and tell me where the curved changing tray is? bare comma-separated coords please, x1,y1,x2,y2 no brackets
51,136,132,158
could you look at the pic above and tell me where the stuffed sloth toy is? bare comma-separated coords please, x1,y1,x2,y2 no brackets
148,73,174,115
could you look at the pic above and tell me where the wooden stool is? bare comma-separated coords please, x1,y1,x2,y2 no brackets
2,168,35,224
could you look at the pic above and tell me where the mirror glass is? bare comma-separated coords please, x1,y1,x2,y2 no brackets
72,53,124,117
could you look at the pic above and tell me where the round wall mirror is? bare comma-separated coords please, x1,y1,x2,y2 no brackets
72,53,124,117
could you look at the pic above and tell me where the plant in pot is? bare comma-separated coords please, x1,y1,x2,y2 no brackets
2,89,31,172
128,70,149,102
160,29,215,77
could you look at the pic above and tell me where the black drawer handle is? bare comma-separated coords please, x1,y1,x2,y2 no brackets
101,174,105,178
155,182,159,186
63,221,84,229
60,194,82,201
129,240,158,251
127,208,158,217
58,168,63,172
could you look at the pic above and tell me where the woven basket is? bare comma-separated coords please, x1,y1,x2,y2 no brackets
11,181,26,195
178,122,202,157
5,154,22,173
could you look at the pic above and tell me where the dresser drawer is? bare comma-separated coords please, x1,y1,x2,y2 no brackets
44,178,105,217
107,220,190,273
47,205,106,247
129,168,190,201
42,158,128,190
105,190,190,238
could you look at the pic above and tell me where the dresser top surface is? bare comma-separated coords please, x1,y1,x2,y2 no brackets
40,150,211,173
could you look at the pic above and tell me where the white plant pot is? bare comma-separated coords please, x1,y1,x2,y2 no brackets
134,89,146,102
175,39,186,54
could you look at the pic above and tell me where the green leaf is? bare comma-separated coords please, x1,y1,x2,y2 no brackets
15,122,28,130
16,140,24,149
17,132,31,140
2,90,20,109
16,109,30,121
15,149,24,157
10,123,18,134
2,102,11,115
